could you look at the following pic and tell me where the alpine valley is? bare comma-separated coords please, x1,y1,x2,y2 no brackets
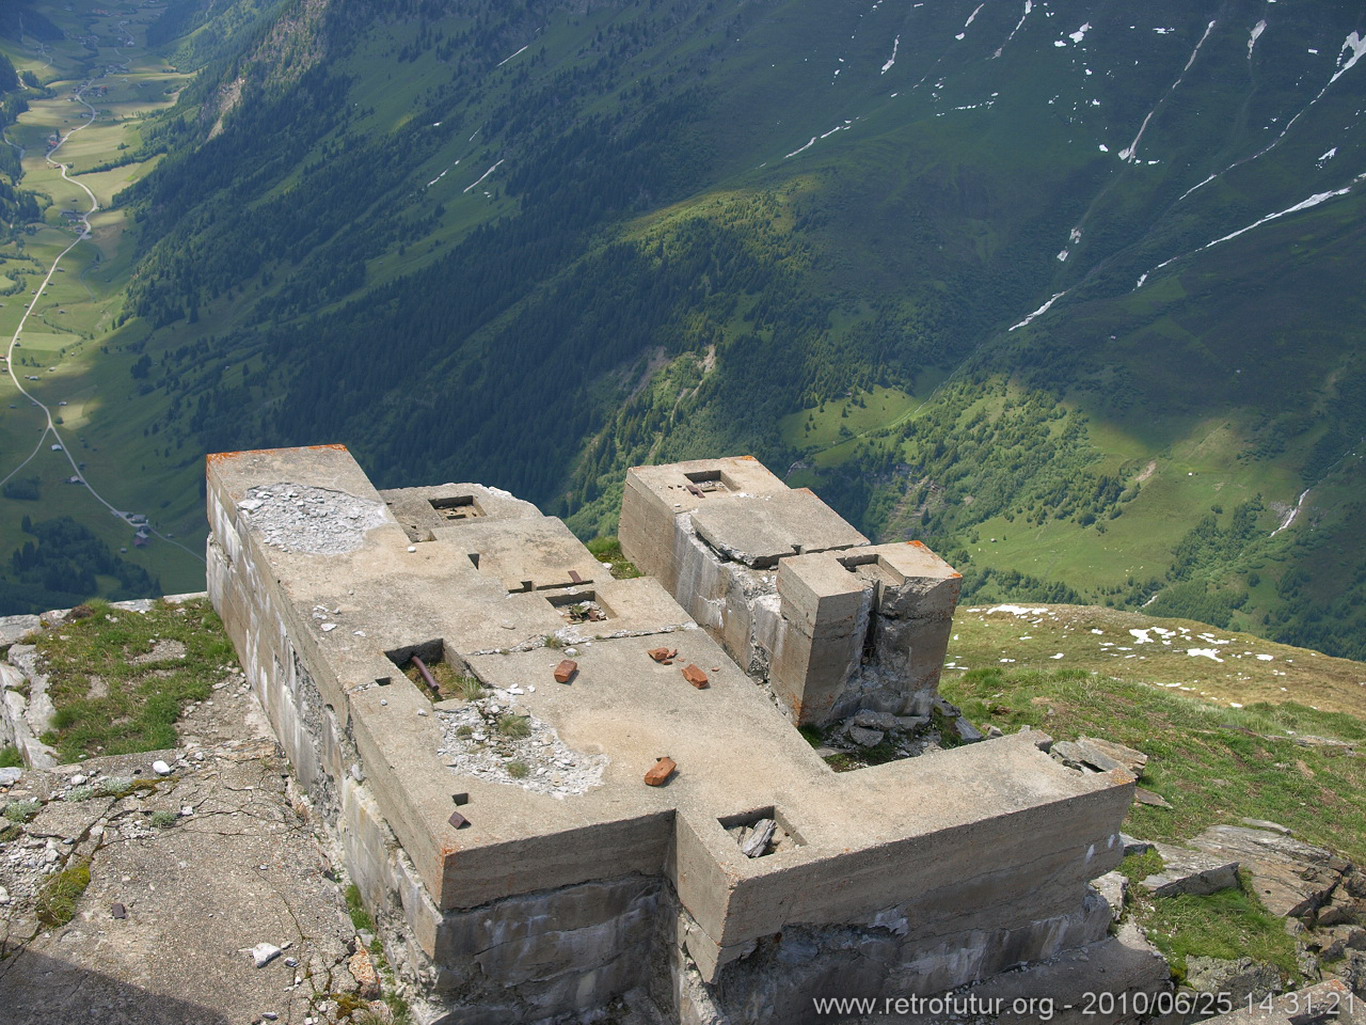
0,0,1363,662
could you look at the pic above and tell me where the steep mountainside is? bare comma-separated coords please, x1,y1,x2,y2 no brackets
1,0,1363,660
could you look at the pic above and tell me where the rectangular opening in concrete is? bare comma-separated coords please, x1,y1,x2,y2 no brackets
545,590,613,624
683,469,731,496
839,552,900,587
718,806,805,858
384,640,481,702
429,495,485,521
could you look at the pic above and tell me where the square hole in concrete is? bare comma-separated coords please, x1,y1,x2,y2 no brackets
545,590,613,624
683,469,731,495
839,551,899,586
429,495,484,521
718,807,804,859
384,640,484,702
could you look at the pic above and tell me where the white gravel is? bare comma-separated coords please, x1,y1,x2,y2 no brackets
238,484,388,555
437,696,606,797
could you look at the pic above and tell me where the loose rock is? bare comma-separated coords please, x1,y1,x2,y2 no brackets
740,818,776,858
848,726,885,748
1133,787,1172,808
348,946,381,1000
851,710,899,731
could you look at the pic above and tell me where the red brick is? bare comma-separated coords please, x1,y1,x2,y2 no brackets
681,664,709,689
644,757,677,786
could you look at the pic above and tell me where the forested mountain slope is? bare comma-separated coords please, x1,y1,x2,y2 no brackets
3,0,1364,660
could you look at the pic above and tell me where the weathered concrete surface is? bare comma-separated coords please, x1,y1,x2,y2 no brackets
621,458,961,725
0,663,362,1025
690,490,867,568
208,446,1137,1022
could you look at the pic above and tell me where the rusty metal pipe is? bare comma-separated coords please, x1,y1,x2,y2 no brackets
410,655,440,696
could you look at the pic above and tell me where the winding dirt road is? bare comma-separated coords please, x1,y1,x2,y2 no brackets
1,55,202,564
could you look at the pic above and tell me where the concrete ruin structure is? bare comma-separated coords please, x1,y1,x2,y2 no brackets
621,457,962,726
205,446,1163,1025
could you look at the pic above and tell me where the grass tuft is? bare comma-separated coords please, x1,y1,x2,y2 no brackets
4,800,41,823
36,858,91,927
345,883,375,933
497,714,532,740
33,598,236,762
1117,848,1164,887
1141,876,1300,984
450,675,485,701
507,760,530,779
586,536,642,580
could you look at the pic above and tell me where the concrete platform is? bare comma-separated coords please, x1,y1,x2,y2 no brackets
206,446,1138,1022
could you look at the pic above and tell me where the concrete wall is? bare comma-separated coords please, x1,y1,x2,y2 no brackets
207,448,1139,1025
206,454,669,1022
622,461,961,725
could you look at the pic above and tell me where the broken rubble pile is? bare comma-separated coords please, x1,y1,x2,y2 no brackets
1051,736,1148,775
819,698,987,760
237,482,389,556
436,694,606,796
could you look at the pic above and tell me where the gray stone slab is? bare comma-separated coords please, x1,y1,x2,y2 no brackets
0,615,41,647
691,490,866,568
1077,736,1148,774
1189,824,1349,920
1196,978,1362,1025
1092,870,1126,921
1140,842,1240,897
437,516,604,592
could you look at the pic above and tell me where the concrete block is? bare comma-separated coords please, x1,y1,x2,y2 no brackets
691,490,866,569
207,448,1135,1024
777,554,870,638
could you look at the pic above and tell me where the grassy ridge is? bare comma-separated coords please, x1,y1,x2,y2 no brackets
943,603,1366,865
